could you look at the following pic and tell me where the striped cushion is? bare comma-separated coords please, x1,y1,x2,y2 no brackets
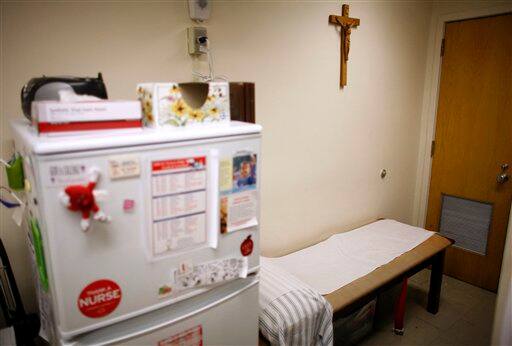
260,258,333,346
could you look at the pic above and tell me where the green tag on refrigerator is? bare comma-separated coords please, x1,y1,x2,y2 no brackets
30,218,49,292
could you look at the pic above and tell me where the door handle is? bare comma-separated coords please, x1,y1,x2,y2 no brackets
497,173,509,184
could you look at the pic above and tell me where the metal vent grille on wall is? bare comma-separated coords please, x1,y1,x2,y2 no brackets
439,195,493,255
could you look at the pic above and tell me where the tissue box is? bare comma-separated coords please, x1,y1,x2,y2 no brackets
136,82,230,128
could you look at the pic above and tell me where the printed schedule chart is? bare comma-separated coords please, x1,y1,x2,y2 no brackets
150,157,208,256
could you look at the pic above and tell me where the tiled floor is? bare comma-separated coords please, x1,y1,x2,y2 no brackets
358,269,496,346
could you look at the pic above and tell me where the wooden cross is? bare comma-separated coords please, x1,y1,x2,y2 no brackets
329,4,360,88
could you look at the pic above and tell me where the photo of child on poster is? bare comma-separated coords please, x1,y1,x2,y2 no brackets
219,152,259,234
220,196,228,234
233,154,257,192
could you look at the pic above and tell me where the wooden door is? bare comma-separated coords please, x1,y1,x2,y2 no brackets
425,14,512,291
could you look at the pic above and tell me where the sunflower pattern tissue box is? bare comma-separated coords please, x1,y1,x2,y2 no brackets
136,82,230,127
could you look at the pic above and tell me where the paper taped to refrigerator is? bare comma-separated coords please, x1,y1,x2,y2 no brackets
150,157,208,256
173,257,248,290
220,190,258,234
27,226,54,342
219,158,233,192
220,152,258,233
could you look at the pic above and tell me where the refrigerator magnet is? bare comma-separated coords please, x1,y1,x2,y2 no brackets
240,235,254,256
123,199,135,212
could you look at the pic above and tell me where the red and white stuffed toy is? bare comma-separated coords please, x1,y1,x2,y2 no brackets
59,168,110,231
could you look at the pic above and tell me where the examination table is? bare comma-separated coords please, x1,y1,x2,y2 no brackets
259,219,453,345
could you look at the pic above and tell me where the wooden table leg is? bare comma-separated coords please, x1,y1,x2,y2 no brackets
427,251,445,314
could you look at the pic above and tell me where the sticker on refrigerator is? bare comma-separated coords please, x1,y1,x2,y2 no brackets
158,284,173,299
173,257,248,290
150,157,207,256
77,279,122,318
158,325,203,346
107,155,140,180
45,163,89,187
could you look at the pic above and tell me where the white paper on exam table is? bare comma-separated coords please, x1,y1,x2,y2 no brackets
264,220,434,294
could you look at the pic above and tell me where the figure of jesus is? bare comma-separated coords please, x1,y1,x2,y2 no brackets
328,4,360,88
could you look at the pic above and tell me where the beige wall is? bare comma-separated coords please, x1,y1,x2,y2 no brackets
0,1,432,312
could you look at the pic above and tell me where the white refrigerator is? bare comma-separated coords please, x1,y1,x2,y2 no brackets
11,120,262,345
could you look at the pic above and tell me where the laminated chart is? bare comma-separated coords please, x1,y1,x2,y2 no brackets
151,157,208,256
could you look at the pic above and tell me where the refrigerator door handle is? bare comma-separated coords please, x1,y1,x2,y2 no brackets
208,149,219,249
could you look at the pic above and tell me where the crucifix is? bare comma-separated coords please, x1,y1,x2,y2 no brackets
329,4,360,88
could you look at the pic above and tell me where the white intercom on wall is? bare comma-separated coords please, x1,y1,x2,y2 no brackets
188,0,211,22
